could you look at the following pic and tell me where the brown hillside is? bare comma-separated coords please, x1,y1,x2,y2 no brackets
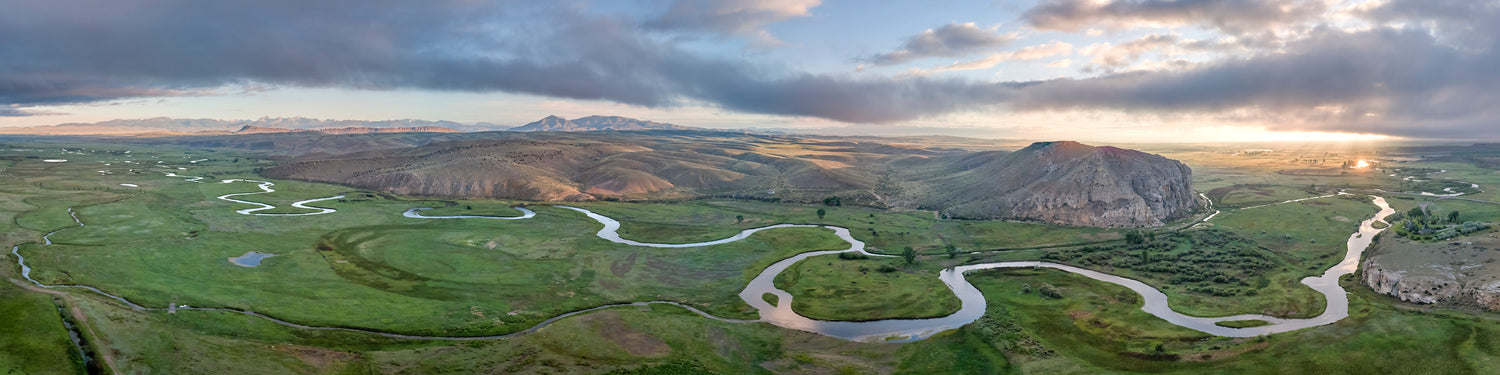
252,132,1195,227
918,141,1197,227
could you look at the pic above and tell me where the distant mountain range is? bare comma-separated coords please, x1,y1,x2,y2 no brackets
508,115,699,132
0,115,702,135
0,117,490,135
228,125,464,135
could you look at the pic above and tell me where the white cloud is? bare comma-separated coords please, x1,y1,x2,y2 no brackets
865,22,1020,65
925,41,1075,74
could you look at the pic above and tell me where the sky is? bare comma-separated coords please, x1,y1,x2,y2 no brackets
1,0,1496,142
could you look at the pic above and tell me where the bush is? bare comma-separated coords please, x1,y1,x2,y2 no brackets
876,264,899,273
837,252,869,260
1038,283,1063,299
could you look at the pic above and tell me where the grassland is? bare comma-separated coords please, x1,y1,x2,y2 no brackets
6,138,1500,374
771,254,961,321
0,282,83,374
570,200,1125,255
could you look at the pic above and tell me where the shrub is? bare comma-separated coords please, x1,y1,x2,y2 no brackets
1038,283,1063,299
838,252,869,260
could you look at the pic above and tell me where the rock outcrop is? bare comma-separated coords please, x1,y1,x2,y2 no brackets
1362,232,1500,311
920,141,1198,227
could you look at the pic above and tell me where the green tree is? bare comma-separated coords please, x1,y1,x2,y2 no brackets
901,246,917,265
1448,211,1460,223
816,208,826,220
945,243,958,259
1125,230,1145,245
736,214,744,223
1409,207,1426,218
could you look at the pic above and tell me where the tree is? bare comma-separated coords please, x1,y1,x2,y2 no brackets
736,214,744,223
901,246,917,265
1409,207,1426,218
1448,211,1460,223
823,196,842,206
1125,231,1145,245
816,208,826,220
945,243,958,259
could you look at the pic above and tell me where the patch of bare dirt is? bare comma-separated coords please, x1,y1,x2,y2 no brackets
610,252,636,277
270,344,361,369
1182,342,1270,362
593,311,670,357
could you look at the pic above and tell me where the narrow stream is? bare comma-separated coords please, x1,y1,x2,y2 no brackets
216,179,342,216
57,307,92,370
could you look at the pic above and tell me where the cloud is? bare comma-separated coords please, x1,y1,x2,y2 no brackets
1022,0,1328,35
1356,0,1499,49
1077,32,1283,72
1015,26,1500,137
644,0,820,44
926,42,1074,73
1081,34,1181,69
0,0,1017,124
1,0,1498,138
864,22,1020,66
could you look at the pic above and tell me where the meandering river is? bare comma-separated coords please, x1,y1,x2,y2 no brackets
14,183,1394,342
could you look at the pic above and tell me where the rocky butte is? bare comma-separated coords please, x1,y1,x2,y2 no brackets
1363,232,1500,312
920,141,1198,227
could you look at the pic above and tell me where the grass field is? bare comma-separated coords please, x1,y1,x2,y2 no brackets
772,254,961,321
570,200,1124,254
0,282,83,375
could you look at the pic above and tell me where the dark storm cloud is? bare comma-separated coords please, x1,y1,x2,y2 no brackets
864,23,1020,66
1022,0,1326,35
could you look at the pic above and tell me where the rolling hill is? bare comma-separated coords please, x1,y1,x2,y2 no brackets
256,131,1197,227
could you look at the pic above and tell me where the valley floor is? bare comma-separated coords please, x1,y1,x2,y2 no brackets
4,141,1500,374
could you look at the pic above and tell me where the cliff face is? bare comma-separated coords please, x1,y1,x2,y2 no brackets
1362,232,1500,311
921,141,1198,227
